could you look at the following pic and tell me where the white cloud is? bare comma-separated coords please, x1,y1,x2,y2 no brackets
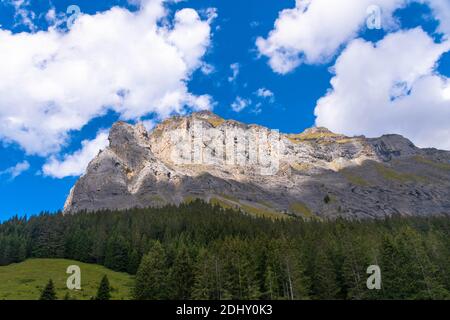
256,0,450,74
0,160,30,179
9,0,36,31
251,102,262,115
228,62,240,82
43,130,109,178
422,0,450,38
142,119,156,131
256,88,274,99
231,96,251,112
0,0,214,156
314,28,450,150
200,62,215,75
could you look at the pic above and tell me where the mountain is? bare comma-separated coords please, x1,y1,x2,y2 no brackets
64,111,450,219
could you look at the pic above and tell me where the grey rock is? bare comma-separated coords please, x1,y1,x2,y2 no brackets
64,111,450,219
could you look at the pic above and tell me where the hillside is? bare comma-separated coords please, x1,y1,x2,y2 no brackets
0,259,133,300
64,111,450,219
0,203,449,300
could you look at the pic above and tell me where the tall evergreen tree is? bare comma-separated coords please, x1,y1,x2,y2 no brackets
134,241,169,300
104,235,129,272
96,275,112,300
220,238,261,300
171,244,195,299
311,249,339,299
192,248,216,299
127,249,141,275
40,279,57,300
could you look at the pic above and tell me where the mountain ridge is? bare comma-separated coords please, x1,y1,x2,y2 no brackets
64,111,450,219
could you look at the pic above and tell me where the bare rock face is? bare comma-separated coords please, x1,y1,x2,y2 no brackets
64,111,450,219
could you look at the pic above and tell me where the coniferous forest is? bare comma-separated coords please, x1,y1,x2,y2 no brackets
0,200,449,300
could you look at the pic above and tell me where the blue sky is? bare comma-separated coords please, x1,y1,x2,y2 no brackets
0,0,449,220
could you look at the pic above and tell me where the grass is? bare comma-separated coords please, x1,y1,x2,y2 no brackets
0,259,134,300
413,156,450,171
373,163,428,183
206,117,225,127
336,138,357,144
291,162,312,171
150,195,166,203
210,195,287,220
184,195,201,204
341,170,370,186
289,202,314,219
210,197,235,210
287,130,339,143
239,203,287,220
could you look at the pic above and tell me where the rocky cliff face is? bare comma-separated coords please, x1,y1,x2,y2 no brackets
64,111,450,219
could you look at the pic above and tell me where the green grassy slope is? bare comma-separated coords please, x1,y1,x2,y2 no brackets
0,259,134,300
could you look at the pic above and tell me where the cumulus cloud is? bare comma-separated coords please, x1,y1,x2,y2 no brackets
314,28,450,150
200,62,215,75
256,88,274,99
256,0,450,74
43,130,109,178
228,63,240,82
0,0,214,156
8,0,36,31
231,96,251,112
0,160,30,179
422,0,450,38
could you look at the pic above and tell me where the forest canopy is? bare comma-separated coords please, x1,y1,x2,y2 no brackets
0,201,449,300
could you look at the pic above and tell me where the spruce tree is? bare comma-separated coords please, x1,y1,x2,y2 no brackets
127,249,140,274
96,275,112,300
40,279,57,300
104,235,129,272
133,241,169,300
171,244,194,299
263,265,278,300
311,249,339,299
192,248,214,299
340,235,371,300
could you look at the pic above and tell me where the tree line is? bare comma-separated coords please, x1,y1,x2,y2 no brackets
39,275,111,300
0,200,449,299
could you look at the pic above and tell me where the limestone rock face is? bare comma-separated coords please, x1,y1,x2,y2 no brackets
64,111,450,219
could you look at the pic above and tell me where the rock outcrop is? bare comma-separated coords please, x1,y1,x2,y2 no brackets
64,111,450,219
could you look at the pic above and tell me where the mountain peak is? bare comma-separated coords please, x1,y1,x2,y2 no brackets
64,113,450,220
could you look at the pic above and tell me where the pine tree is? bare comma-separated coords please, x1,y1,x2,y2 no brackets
96,275,112,300
192,248,215,299
104,235,129,272
282,250,310,300
40,279,57,300
381,228,450,299
127,249,140,274
263,265,278,300
311,249,339,299
171,244,195,299
220,238,261,300
133,241,169,300
340,235,371,299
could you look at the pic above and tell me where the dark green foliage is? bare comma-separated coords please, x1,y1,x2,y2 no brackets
170,243,195,299
0,200,449,300
134,241,169,299
104,235,129,272
40,279,57,300
96,275,111,300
